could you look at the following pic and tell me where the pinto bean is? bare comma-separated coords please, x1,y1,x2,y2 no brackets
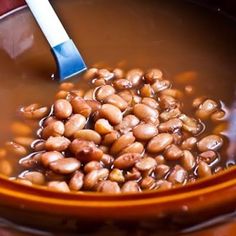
100,104,122,125
47,181,70,192
64,114,86,137
197,135,223,152
19,153,41,169
126,68,143,87
69,171,84,191
20,104,49,120
140,176,156,190
160,89,183,99
135,157,157,171
164,144,183,161
115,115,139,133
70,139,103,162
147,133,174,153
45,170,65,182
109,169,125,183
99,144,110,153
41,151,64,167
84,161,103,173
140,84,154,97
159,95,179,110
118,90,133,105
155,155,166,165
83,89,95,100
159,118,183,133
198,150,217,164
67,90,84,100
43,117,57,127
168,165,188,184
133,104,159,123
151,80,171,93
70,97,92,117
192,96,207,109
96,85,115,101
83,168,109,190
125,168,141,181
121,142,144,154
141,97,159,109
155,164,170,179
45,136,70,152
59,82,74,91
23,171,45,185
13,137,34,148
95,119,113,135
49,158,80,174
104,94,128,111
101,154,114,168
93,78,106,87
121,181,140,193
133,124,158,141
32,140,45,152
102,131,120,146
156,180,173,190
172,133,183,145
41,121,64,139
113,79,132,90
83,68,98,81
160,108,181,121
5,141,27,156
181,137,197,151
110,132,135,155
96,180,121,193
74,129,101,144
211,110,226,122
181,150,195,171
97,69,114,80
197,161,212,178
196,99,218,120
113,68,124,79
85,100,101,113
144,68,163,84
54,99,72,119
179,114,201,135
114,153,141,169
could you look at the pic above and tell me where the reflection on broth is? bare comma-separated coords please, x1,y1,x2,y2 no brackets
0,0,235,191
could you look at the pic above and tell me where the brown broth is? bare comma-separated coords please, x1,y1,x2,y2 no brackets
0,0,236,176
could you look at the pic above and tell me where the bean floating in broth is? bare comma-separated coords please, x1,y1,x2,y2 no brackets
0,67,232,194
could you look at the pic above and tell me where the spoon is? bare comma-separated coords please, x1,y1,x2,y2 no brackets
25,0,87,81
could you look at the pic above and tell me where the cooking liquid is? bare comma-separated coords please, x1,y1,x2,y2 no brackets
0,0,236,176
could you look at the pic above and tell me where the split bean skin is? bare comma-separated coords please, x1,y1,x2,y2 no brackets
9,67,228,194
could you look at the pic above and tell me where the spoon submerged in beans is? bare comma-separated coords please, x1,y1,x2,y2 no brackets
0,67,230,194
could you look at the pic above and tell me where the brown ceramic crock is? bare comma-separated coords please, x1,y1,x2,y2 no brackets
0,0,236,235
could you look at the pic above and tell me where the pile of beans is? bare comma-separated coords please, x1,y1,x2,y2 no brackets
0,68,229,193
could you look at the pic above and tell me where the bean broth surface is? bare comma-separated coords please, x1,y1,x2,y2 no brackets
0,0,236,190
